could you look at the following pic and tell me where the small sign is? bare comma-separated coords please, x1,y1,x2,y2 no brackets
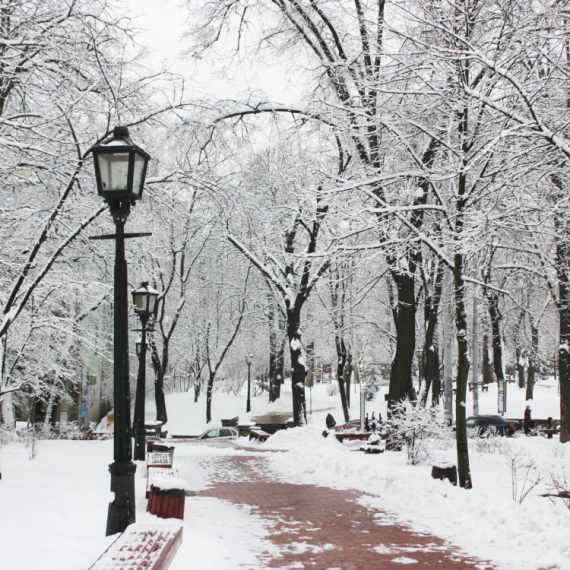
323,364,332,373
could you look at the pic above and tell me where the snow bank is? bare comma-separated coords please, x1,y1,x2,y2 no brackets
265,426,570,570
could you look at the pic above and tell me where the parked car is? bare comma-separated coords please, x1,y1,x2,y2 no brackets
466,415,516,436
196,427,239,441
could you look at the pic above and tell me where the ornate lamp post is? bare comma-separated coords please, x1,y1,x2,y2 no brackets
132,282,159,462
89,126,151,536
246,353,253,413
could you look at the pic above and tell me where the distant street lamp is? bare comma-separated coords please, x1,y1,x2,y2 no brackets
246,353,253,413
89,126,151,536
132,282,159,462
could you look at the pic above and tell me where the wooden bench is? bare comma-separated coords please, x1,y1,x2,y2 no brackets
335,432,373,442
468,382,489,392
89,523,183,570
147,452,173,473
249,428,271,441
539,428,560,439
146,437,162,452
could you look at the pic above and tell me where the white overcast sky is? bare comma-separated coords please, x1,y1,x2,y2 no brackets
124,0,303,104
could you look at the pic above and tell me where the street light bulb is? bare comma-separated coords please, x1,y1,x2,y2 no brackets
97,150,129,191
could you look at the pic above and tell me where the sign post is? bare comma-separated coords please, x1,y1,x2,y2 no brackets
498,378,507,415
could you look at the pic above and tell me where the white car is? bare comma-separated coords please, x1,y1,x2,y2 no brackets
196,427,239,441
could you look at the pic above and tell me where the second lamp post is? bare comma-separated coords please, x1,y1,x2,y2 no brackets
132,282,159,461
246,353,253,413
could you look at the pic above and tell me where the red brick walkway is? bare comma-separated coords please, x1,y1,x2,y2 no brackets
193,455,498,570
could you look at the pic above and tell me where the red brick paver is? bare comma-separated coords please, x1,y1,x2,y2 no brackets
193,455,498,570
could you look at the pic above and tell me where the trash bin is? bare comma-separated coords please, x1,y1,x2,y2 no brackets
148,483,186,520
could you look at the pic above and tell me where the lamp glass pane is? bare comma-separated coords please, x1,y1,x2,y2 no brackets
132,153,146,196
97,151,130,192
148,295,157,314
134,293,148,313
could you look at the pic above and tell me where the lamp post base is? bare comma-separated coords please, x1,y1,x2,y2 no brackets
106,461,137,536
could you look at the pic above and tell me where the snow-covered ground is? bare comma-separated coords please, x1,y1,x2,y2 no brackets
1,378,568,569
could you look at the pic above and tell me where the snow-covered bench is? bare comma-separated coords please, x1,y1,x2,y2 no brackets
249,428,271,441
147,452,173,472
89,522,183,570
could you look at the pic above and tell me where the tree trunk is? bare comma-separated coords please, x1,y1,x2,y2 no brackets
335,333,350,422
276,337,285,399
1,391,14,426
154,370,168,424
149,336,169,424
421,261,444,407
388,272,417,407
557,233,570,443
269,304,279,403
206,371,214,423
269,303,286,403
453,148,472,488
344,352,352,409
516,348,526,388
526,322,538,400
194,372,201,403
482,334,493,384
487,293,505,384
453,253,472,489
45,392,61,428
287,307,307,427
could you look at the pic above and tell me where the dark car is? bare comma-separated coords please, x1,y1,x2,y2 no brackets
466,415,516,436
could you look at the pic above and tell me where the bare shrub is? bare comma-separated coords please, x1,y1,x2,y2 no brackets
507,451,542,504
387,400,453,465
22,427,41,460
544,468,570,510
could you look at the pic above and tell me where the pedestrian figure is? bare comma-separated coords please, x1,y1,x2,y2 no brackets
524,405,532,436
325,413,336,429
365,413,370,431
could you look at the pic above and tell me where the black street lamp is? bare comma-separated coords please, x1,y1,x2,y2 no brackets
89,126,151,536
246,353,253,413
132,282,159,462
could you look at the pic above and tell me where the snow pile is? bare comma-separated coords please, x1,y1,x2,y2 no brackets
265,426,570,570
